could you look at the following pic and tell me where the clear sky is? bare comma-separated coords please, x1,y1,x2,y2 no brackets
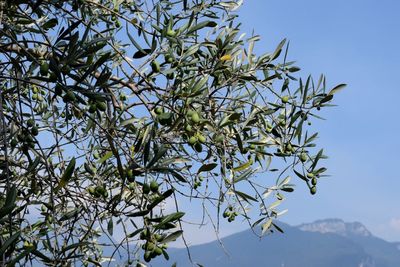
240,0,400,241
174,0,400,246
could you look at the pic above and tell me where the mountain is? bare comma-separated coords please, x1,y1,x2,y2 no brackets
151,219,400,267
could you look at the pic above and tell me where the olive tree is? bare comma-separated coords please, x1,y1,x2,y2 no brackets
0,0,344,266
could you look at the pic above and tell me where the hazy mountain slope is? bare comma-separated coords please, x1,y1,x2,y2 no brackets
151,219,400,267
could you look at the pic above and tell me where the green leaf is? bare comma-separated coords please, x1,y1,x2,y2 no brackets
233,190,257,203
328,84,346,96
197,163,217,173
155,212,185,229
162,230,183,243
42,18,58,30
107,218,113,236
187,21,217,34
56,157,76,191
262,218,273,235
0,231,20,257
97,151,113,164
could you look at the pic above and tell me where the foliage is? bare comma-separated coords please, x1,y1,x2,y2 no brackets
0,0,344,265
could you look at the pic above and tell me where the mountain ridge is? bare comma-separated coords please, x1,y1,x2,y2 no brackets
150,219,400,267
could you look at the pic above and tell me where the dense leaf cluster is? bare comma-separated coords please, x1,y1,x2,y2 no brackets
0,0,343,265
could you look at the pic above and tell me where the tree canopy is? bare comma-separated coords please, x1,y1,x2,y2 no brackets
0,0,344,266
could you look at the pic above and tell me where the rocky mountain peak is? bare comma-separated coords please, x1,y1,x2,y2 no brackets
297,218,372,237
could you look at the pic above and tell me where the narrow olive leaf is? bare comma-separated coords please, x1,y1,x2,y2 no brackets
42,18,58,30
163,249,170,260
0,231,20,256
107,218,113,236
272,222,284,233
232,159,253,172
233,168,255,183
197,163,217,173
310,149,324,171
56,157,76,191
132,49,152,58
60,242,89,254
293,169,307,182
97,151,113,164
271,39,286,60
5,185,17,207
187,21,217,34
155,212,185,229
278,176,291,187
147,145,168,168
233,190,257,203
262,218,273,235
162,230,183,243
0,204,15,219
328,83,347,96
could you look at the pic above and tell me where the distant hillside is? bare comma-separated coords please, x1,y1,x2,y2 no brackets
151,219,400,267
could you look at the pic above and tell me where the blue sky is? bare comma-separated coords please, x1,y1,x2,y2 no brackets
174,0,400,246
236,0,400,242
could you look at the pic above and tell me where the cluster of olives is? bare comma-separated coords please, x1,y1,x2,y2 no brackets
87,185,108,198
154,107,174,126
12,123,38,151
142,180,159,195
184,110,207,152
193,176,204,189
88,100,107,113
139,229,167,262
222,206,239,222
306,172,318,195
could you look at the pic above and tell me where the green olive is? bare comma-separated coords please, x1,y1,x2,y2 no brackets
96,101,107,112
282,95,289,103
188,136,197,145
300,152,307,163
151,60,160,73
150,180,159,193
40,62,49,76
142,183,150,194
310,186,317,195
197,134,206,143
166,29,176,37
191,112,200,123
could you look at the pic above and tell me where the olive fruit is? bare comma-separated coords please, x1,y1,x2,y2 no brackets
62,90,76,103
88,103,97,113
151,60,160,73
311,178,317,186
126,169,135,182
188,136,197,145
27,118,35,127
299,152,307,162
164,54,174,63
307,172,315,178
142,183,150,194
150,180,159,193
197,134,206,144
154,247,163,256
154,107,163,115
31,126,39,136
282,95,289,103
96,101,107,112
40,62,49,76
310,186,317,195
190,112,200,123
166,29,176,37
185,124,192,132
